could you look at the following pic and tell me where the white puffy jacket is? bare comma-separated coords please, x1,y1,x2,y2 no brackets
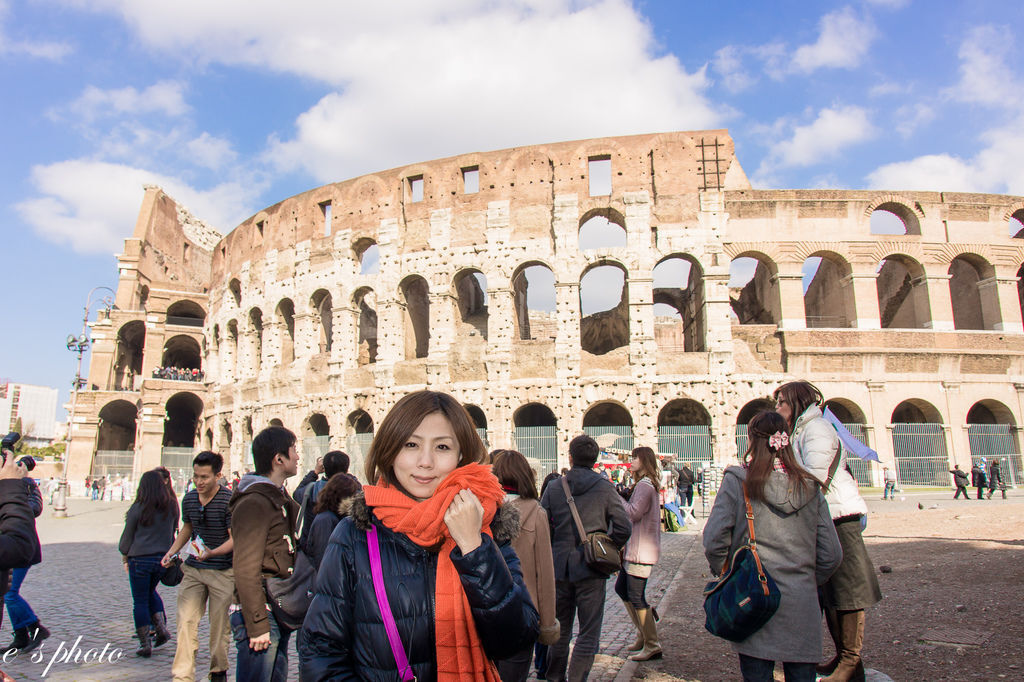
791,405,868,519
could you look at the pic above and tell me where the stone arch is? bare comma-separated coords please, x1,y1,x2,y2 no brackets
228,279,242,308
452,268,489,340
578,207,627,251
653,254,706,351
219,419,232,451
163,392,204,447
167,299,206,327
891,399,943,424
347,409,374,434
353,286,378,365
399,275,430,359
96,399,138,451
276,298,296,364
729,253,780,325
353,237,380,275
464,404,487,430
513,403,557,427
162,334,202,370
583,401,634,451
113,320,145,391
876,254,930,329
580,261,629,355
1001,204,1024,238
735,398,775,456
303,413,330,438
310,289,333,353
948,253,997,330
658,399,711,426
802,251,855,328
865,195,923,235
511,261,556,341
822,398,867,424
966,399,1016,426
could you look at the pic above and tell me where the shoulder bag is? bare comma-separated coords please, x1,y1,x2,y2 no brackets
702,482,780,642
560,477,621,576
264,548,317,631
367,524,416,682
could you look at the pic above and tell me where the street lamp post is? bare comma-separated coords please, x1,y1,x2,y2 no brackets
53,286,114,518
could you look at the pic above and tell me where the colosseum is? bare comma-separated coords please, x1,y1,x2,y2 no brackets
65,130,1024,493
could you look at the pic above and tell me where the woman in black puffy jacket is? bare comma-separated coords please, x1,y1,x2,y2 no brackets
298,391,539,681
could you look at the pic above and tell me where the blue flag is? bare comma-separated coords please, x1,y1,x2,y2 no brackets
822,407,880,462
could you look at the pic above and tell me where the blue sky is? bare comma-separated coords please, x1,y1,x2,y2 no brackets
2,0,1022,425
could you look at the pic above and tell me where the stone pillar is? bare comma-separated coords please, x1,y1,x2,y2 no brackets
771,270,806,329
555,282,580,380
486,286,514,389
427,290,454,386
979,272,1024,333
702,271,735,371
263,320,283,368
627,274,656,378
848,270,881,329
920,270,954,330
220,327,236,383
376,296,403,366
239,329,257,379
332,304,358,369
292,312,317,358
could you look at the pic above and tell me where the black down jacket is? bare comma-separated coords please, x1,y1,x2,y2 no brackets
298,493,539,681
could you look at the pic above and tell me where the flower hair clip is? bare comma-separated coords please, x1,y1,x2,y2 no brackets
768,431,789,452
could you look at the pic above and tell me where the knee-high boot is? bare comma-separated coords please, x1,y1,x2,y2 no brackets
622,602,643,652
151,611,170,647
135,626,152,658
817,607,842,674
821,610,865,682
627,608,662,662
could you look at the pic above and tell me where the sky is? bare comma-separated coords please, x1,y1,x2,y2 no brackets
2,0,1023,427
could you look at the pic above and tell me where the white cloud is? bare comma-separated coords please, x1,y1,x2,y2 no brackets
15,160,258,254
865,154,976,192
759,105,875,176
187,133,237,171
63,81,189,123
56,0,721,183
863,0,909,8
712,43,786,92
790,7,875,73
893,102,934,138
945,25,1020,109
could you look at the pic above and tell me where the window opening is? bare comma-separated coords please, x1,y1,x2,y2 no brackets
321,201,332,237
588,156,611,196
408,176,424,203
463,167,479,194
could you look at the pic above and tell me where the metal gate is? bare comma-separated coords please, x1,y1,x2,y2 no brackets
734,425,748,458
583,426,635,453
346,433,375,483
161,446,198,493
967,424,1021,487
302,436,331,474
891,424,949,485
513,426,559,480
842,424,875,488
657,426,713,469
92,449,135,481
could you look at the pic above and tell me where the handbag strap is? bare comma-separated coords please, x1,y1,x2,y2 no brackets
367,525,415,682
740,483,772,597
821,442,842,493
560,476,588,546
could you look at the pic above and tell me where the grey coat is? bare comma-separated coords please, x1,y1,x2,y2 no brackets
703,466,842,662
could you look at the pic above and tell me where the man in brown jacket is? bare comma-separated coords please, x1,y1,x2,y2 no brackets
228,426,300,682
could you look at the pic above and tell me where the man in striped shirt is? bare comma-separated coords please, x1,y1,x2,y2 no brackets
162,451,234,682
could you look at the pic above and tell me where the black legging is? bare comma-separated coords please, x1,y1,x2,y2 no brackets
614,569,649,609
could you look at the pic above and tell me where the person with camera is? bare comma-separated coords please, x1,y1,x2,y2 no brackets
2,453,49,657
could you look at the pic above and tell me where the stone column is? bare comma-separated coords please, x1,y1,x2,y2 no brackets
555,282,580,380
848,270,881,329
486,286,514,389
920,269,954,330
771,270,806,330
263,320,283,368
331,304,358,369
627,274,656,378
292,312,317,358
239,329,256,379
979,271,1024,333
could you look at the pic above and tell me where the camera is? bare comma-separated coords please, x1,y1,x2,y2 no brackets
1,432,34,471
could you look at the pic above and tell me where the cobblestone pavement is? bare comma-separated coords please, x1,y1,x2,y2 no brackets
0,498,700,682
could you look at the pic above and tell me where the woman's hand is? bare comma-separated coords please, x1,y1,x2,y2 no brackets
444,489,484,554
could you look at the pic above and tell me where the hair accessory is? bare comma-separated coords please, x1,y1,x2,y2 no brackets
768,431,789,452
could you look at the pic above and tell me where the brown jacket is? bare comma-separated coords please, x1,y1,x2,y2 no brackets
508,496,559,645
229,475,300,637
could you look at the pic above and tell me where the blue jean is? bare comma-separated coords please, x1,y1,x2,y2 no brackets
4,566,39,630
547,577,607,681
127,555,166,629
738,654,816,682
230,609,292,682
883,481,896,499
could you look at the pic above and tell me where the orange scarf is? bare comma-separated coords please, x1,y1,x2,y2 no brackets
363,463,505,682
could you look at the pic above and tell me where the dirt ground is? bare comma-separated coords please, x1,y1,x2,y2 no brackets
635,492,1024,682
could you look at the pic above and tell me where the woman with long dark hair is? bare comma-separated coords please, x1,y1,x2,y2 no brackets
774,380,882,681
704,411,842,681
304,473,362,571
616,446,663,662
118,469,177,657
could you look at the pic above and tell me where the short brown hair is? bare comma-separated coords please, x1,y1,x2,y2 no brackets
364,390,486,486
491,449,538,500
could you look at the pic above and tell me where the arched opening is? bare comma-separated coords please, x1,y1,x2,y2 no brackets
512,263,556,341
269,418,285,428
967,399,1021,486
729,256,779,325
580,262,628,355
1010,209,1024,238
346,409,375,476
803,253,854,328
578,211,626,251
311,289,333,353
823,398,872,486
354,238,380,275
163,392,203,447
876,255,930,329
93,400,138,480
949,255,996,330
160,335,203,380
657,399,712,466
653,256,706,352
225,319,239,380
513,403,558,479
167,300,206,327
870,202,920,235
464,404,488,447
400,276,430,359
138,285,149,310
113,320,145,391
276,298,296,364
249,308,264,373
354,288,378,365
302,413,331,470
219,420,232,452
204,427,213,451
735,398,774,455
228,279,242,307
582,401,634,452
453,269,488,340
891,399,948,485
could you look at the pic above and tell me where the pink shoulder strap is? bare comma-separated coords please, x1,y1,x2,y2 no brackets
367,524,415,681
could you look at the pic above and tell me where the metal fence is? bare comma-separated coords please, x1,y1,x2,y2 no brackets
891,424,949,486
735,425,748,457
345,433,375,483
92,450,135,481
477,428,489,449
161,446,198,493
842,424,875,488
513,426,559,480
967,424,1021,487
657,426,713,469
582,426,635,453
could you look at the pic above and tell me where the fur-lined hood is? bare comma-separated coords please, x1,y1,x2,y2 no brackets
349,491,521,545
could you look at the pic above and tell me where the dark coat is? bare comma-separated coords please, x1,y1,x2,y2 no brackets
971,464,987,488
540,466,632,582
297,493,539,682
304,496,354,571
0,479,39,612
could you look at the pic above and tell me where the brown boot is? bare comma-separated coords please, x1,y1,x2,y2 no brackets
627,608,662,662
821,610,865,682
623,602,644,652
817,607,841,674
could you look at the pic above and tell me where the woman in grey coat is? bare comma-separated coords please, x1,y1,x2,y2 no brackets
704,410,842,682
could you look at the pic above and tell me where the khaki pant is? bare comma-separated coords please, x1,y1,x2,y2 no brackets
172,564,234,681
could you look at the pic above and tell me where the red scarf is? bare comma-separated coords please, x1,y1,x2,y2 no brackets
363,463,504,682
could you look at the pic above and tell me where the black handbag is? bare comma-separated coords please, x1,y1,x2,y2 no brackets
702,483,780,642
160,557,184,587
561,477,621,576
264,549,317,631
